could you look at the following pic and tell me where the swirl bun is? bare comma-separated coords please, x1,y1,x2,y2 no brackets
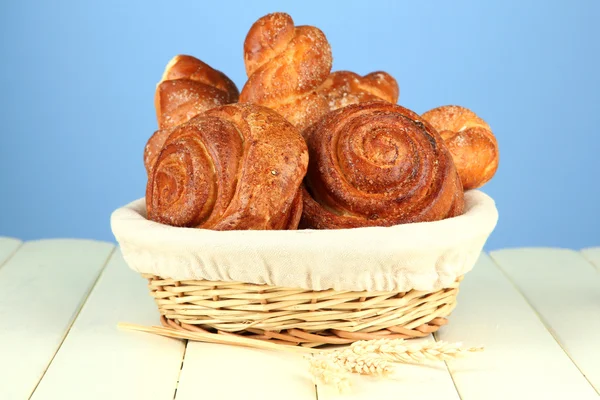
146,103,308,230
301,101,464,229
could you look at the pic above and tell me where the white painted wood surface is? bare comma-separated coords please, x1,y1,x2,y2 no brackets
31,249,186,400
0,239,114,400
175,342,316,400
436,253,599,400
1,238,599,399
175,336,460,400
581,247,600,272
0,236,22,265
490,248,600,394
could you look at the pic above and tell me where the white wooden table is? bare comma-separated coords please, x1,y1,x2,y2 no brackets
0,237,598,400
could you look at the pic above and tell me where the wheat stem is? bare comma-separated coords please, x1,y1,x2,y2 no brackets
119,321,483,394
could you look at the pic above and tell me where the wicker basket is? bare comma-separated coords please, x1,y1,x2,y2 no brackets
144,275,462,348
112,191,497,348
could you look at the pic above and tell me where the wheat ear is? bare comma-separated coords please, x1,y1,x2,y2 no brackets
348,338,484,363
305,355,352,393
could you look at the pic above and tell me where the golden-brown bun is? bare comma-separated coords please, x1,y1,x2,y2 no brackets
318,70,399,111
145,55,240,174
146,103,308,230
421,105,499,190
143,126,176,175
239,12,332,131
155,55,239,130
301,101,464,229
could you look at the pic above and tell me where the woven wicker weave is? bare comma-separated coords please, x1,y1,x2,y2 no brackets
144,274,462,348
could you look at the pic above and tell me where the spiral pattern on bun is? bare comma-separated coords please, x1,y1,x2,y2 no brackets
146,103,308,230
301,101,464,229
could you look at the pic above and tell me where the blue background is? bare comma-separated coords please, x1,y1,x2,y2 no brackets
1,0,598,250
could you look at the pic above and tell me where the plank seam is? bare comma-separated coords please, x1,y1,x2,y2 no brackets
27,245,117,399
580,249,600,272
488,253,599,396
0,241,24,271
433,331,464,400
573,250,600,274
172,340,189,400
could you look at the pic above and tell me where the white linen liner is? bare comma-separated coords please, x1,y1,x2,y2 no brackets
110,190,498,292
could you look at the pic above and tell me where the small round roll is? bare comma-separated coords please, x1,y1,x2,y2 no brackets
421,105,499,190
154,54,240,130
318,70,399,111
239,12,333,131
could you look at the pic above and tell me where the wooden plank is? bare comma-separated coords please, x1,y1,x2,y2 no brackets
175,337,457,399
31,249,185,400
436,252,598,400
0,236,22,266
175,342,317,400
0,239,114,400
317,336,460,400
581,247,600,272
490,248,600,394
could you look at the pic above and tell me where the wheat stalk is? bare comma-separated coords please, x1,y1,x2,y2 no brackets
119,322,483,394
117,322,319,354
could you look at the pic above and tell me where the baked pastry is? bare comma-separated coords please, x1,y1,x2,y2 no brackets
318,70,399,111
421,105,499,190
239,12,332,131
301,101,464,229
145,55,240,173
146,103,308,230
155,54,239,130
143,126,177,174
